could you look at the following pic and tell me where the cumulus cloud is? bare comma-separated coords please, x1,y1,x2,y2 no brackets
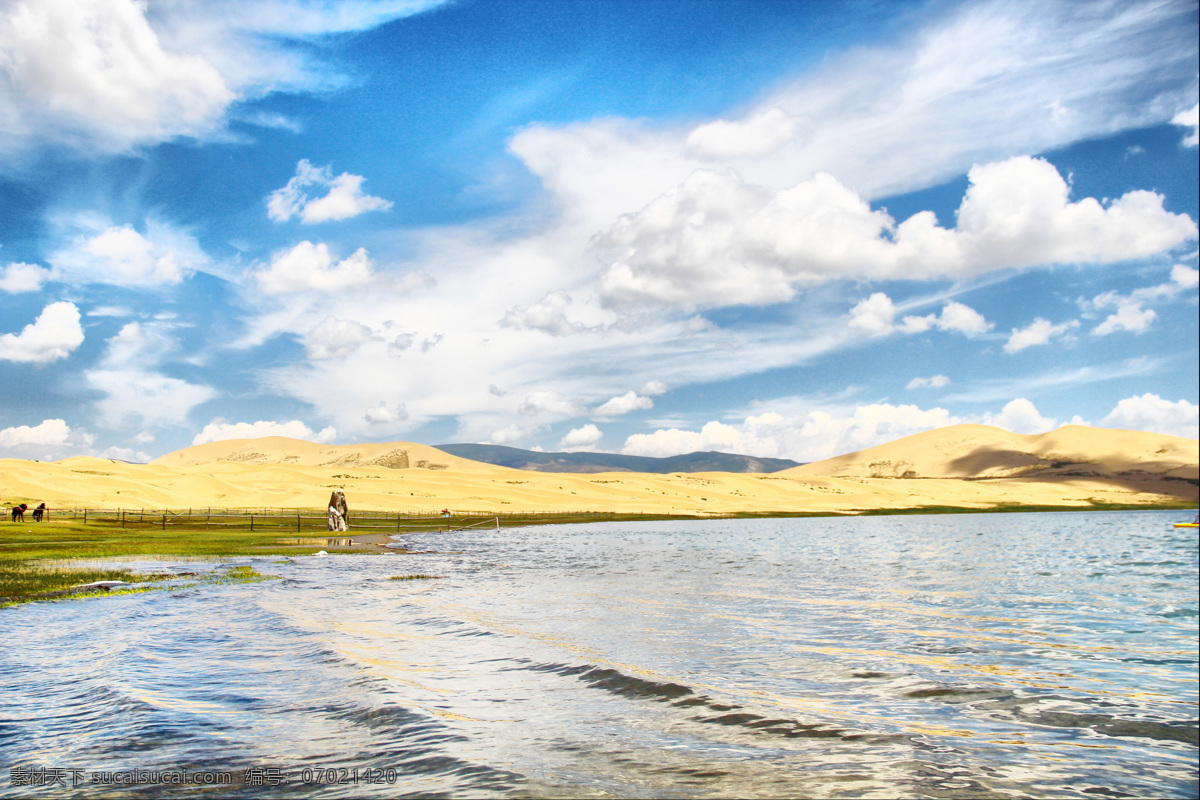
1004,318,1079,352
559,423,603,452
640,380,668,396
1101,393,1199,440
0,418,154,462
595,158,1197,310
501,290,592,336
623,403,961,462
907,374,950,390
49,221,204,286
305,317,379,359
0,0,232,154
621,396,1076,462
0,0,448,157
849,293,992,338
592,390,653,418
364,401,408,425
488,423,541,445
192,419,337,446
0,262,51,293
979,398,1058,434
1172,103,1199,147
256,241,375,294
266,159,392,224
847,292,898,336
685,107,807,160
0,301,84,363
0,418,92,460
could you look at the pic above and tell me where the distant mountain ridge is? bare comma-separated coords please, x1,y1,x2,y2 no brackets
432,443,802,474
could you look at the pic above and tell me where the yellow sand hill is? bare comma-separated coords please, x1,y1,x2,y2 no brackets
787,424,1199,480
2,425,1195,514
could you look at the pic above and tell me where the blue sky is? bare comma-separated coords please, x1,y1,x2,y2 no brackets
1,0,1197,463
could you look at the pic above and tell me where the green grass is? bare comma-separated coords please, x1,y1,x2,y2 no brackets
388,574,442,581
0,562,277,607
0,518,377,563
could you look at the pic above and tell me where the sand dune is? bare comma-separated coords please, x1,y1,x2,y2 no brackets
2,426,1195,515
786,424,1198,480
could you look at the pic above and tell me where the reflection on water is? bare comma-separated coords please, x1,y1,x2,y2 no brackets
2,511,1197,798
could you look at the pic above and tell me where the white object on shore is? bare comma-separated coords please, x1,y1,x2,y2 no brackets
73,580,129,589
314,550,329,556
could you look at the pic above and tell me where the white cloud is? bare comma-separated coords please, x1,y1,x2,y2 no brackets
1091,297,1156,336
256,241,375,294
48,221,207,286
501,290,591,336
1081,264,1199,336
1101,393,1199,440
979,398,1057,434
559,423,603,452
907,374,950,390
595,158,1197,310
517,390,585,418
1172,103,1199,147
0,418,97,461
305,317,379,359
0,0,448,158
592,391,653,418
0,418,154,462
848,292,897,336
0,301,84,363
86,369,217,427
83,321,216,427
622,397,1076,461
849,293,992,339
623,403,962,462
266,159,392,224
1004,317,1079,352
931,301,993,336
1172,263,1200,289
0,262,51,293
0,0,232,154
192,419,337,446
364,401,408,425
640,379,668,396
685,107,806,160
488,423,541,445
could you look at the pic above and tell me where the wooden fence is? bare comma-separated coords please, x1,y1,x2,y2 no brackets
33,507,506,533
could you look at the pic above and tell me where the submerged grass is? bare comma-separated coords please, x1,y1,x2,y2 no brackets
0,562,278,608
0,518,298,607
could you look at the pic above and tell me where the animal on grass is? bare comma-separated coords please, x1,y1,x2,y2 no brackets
32,503,46,522
10,503,27,522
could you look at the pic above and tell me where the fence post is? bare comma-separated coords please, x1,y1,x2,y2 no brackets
121,510,125,528
250,514,254,532
297,512,301,533
162,513,166,530
83,509,87,525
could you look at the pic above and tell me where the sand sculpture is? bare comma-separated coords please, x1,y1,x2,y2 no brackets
327,490,349,531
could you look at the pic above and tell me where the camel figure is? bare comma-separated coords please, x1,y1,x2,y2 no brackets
327,491,349,532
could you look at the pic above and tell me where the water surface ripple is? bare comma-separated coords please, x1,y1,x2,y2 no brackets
2,510,1196,798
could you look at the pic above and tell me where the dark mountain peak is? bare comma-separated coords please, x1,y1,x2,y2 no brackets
433,443,802,474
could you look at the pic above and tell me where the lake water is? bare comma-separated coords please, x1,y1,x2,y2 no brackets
2,510,1197,798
